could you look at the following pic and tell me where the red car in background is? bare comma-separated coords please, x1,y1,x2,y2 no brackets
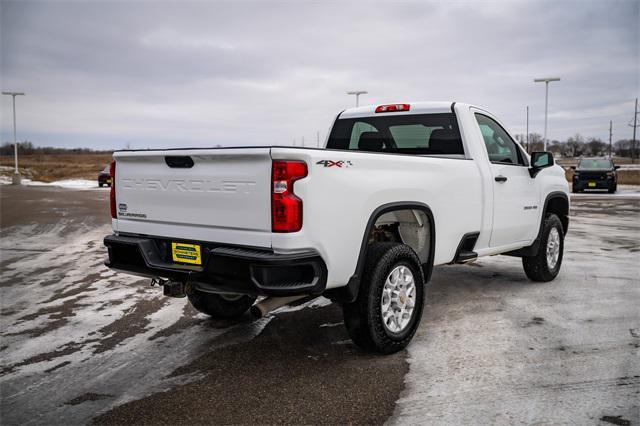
98,165,112,187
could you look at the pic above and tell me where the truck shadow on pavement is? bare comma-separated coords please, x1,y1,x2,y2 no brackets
94,303,408,425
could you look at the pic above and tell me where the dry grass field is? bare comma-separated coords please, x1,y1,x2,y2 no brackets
0,153,113,182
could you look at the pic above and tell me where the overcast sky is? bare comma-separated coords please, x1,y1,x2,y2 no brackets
1,0,638,149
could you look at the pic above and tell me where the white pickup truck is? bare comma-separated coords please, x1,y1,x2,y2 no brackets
104,101,569,353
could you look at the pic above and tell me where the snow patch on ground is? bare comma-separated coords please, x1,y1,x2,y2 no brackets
0,222,272,424
571,184,640,199
0,176,108,190
390,197,640,425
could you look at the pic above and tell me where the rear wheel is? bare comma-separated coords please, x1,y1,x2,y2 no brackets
608,184,616,194
522,213,564,282
98,182,104,187
572,185,580,193
188,290,256,318
343,242,425,354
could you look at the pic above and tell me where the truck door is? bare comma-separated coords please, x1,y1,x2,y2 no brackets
474,113,540,247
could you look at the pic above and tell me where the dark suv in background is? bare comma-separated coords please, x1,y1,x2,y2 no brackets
571,158,619,193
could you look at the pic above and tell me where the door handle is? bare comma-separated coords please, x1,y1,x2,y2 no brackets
495,175,508,183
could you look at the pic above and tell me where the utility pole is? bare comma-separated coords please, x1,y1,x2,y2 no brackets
2,91,25,185
630,97,638,163
347,90,367,107
609,120,613,158
526,106,530,153
534,77,560,151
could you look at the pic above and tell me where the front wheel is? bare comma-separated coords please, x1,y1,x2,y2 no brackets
342,242,425,354
188,290,256,318
522,213,564,282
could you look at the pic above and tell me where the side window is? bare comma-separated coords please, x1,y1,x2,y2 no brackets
474,113,525,166
349,122,379,149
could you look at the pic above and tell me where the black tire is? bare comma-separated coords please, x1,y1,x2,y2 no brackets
572,185,580,193
608,184,616,194
98,182,103,187
342,242,425,354
522,213,564,282
188,290,256,318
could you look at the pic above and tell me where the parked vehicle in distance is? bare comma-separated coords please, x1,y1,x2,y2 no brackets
98,165,112,187
103,101,570,354
571,158,618,193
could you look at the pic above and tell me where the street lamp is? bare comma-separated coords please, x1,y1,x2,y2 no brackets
347,90,367,107
533,77,560,151
2,91,25,185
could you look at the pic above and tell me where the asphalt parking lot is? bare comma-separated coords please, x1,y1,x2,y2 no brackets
1,185,638,425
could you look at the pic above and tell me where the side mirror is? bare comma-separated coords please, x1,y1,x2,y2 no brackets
529,151,554,178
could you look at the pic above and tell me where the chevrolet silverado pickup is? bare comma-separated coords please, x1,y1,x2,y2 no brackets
104,101,570,353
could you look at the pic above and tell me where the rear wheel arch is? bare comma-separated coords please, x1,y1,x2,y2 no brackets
325,201,435,303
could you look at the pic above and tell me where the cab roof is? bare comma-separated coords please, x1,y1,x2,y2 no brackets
339,101,463,119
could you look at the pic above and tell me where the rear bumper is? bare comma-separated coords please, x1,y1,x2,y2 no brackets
104,234,327,296
573,176,614,190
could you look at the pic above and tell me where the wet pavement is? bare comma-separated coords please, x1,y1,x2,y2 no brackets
1,185,638,425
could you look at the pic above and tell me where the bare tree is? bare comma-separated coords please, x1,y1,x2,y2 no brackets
586,138,606,156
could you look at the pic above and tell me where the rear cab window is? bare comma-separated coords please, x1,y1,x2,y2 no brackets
327,113,465,157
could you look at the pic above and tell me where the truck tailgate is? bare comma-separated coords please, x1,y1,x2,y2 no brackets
113,148,272,247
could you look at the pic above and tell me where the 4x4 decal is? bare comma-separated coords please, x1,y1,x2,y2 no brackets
316,160,354,168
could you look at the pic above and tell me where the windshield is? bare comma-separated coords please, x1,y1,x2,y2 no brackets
326,113,464,156
578,159,613,170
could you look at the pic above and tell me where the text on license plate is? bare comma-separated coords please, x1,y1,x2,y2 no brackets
172,242,202,265
588,181,596,187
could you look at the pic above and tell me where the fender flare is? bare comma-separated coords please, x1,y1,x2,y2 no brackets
324,201,436,303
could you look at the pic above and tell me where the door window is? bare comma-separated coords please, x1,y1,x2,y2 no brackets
475,114,526,166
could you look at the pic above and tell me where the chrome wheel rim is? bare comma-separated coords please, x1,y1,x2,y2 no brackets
546,227,561,270
381,265,416,334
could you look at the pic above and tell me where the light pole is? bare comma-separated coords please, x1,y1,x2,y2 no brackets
533,77,560,151
2,91,25,184
347,90,367,107
526,105,529,153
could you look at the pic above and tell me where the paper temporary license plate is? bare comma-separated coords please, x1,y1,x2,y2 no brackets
171,242,202,265
588,181,596,188
106,178,112,184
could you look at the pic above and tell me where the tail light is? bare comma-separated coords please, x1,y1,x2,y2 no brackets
272,160,307,232
109,161,117,219
375,104,410,113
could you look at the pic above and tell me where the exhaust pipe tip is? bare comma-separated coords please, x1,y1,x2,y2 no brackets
250,295,310,319
250,304,267,319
